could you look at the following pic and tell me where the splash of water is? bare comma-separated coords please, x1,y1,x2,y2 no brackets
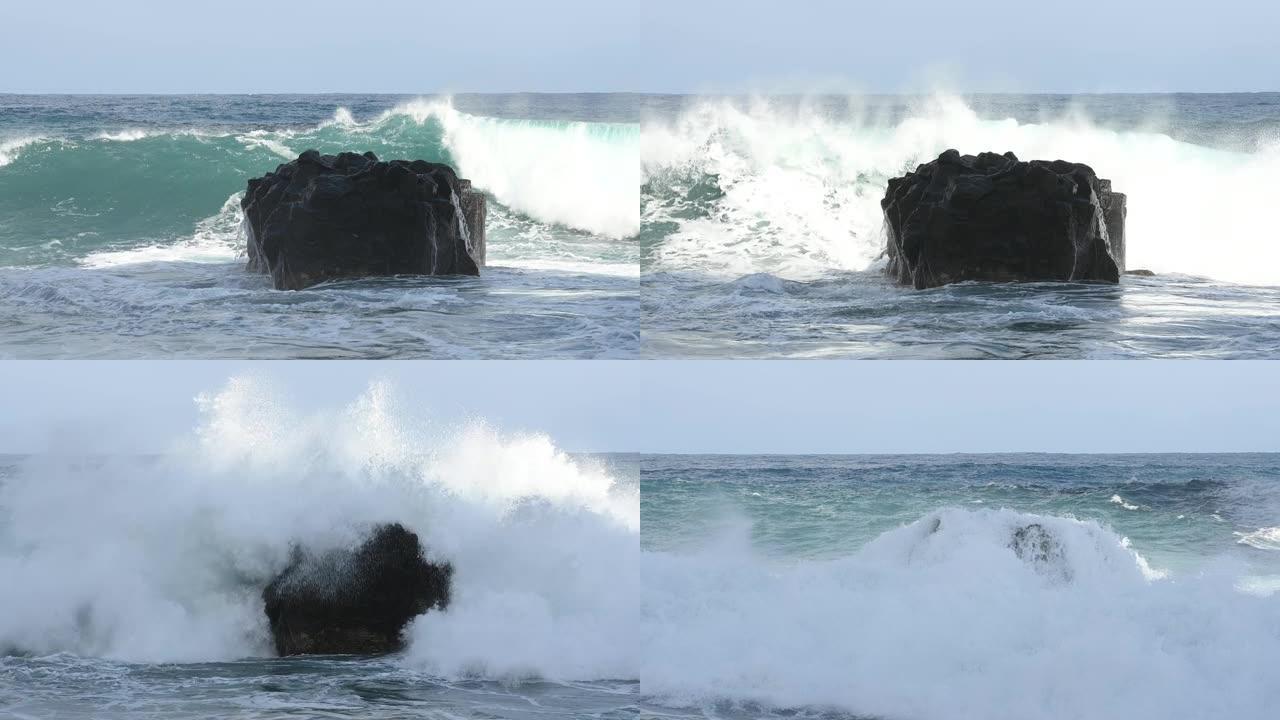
0,376,638,682
643,95,1280,285
643,507,1280,719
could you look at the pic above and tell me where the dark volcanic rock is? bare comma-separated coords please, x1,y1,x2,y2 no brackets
1009,523,1073,583
881,150,1126,289
263,523,452,656
242,150,481,290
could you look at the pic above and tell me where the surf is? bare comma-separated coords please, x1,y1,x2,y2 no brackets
0,376,639,682
642,94,1280,286
642,507,1280,720
0,98,639,270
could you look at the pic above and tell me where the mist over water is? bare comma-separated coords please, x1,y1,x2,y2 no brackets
641,454,1280,720
640,93,1280,359
0,376,640,717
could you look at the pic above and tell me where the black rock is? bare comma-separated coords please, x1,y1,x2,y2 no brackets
881,150,1126,289
1009,523,1073,583
262,523,452,656
242,150,481,290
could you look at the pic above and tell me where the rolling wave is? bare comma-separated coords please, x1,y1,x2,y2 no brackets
0,99,639,269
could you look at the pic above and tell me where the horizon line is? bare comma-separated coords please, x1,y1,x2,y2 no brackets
2,90,1278,97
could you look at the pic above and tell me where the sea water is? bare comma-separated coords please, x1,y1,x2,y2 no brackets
0,94,640,359
0,379,641,718
641,94,1280,358
641,453,1280,719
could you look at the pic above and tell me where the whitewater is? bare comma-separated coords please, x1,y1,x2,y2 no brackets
641,93,1280,358
640,453,1280,720
0,376,640,718
0,94,640,358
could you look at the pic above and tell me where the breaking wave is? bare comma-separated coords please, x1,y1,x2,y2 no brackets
642,507,1280,719
642,95,1280,286
0,377,638,682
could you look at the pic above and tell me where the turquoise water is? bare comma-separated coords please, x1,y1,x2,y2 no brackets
641,453,1280,719
0,94,640,358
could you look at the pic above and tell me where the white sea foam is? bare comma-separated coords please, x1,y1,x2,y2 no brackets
1109,493,1140,510
388,99,640,239
237,132,296,160
79,193,245,268
642,507,1280,720
642,95,1280,286
0,136,45,167
0,377,638,682
92,129,154,142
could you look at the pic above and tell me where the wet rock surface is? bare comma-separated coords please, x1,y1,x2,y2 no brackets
882,150,1125,289
242,150,482,290
263,523,452,656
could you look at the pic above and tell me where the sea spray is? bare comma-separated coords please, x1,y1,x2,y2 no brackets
642,507,1280,720
642,95,1280,286
0,376,638,681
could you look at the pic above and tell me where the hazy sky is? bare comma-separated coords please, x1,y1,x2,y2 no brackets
1,362,1277,454
1,1,1275,93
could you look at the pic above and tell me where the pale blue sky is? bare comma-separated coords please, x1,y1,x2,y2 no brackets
0,362,1277,454
1,0,1275,93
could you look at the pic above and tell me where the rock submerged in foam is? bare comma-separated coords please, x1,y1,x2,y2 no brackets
241,150,486,290
881,150,1126,289
262,523,452,656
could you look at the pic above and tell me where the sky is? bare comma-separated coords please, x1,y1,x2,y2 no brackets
0,361,1277,454
1,1,1276,93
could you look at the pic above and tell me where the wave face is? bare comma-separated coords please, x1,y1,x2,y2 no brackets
641,453,1280,720
0,377,638,682
642,94,1280,285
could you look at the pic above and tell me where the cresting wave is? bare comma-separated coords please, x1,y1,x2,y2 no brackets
642,507,1280,720
0,98,639,268
642,95,1280,286
0,377,638,682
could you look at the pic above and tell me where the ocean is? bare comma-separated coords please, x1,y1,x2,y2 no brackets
0,94,640,359
0,381,641,719
5,94,1279,360
640,93,1280,358
641,453,1280,719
